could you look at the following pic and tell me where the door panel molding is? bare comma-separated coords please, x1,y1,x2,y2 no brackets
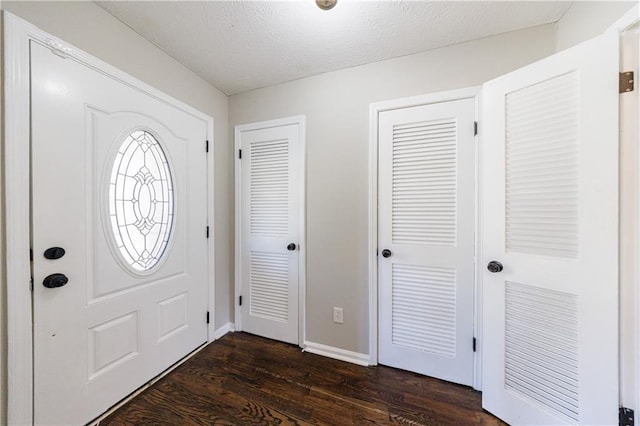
3,12,215,424
234,115,307,345
368,87,481,387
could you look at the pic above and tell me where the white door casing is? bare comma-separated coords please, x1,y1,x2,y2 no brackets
31,40,210,424
377,97,476,386
235,117,306,345
481,32,619,425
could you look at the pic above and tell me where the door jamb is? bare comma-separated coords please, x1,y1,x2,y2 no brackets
3,12,216,425
610,4,640,422
368,87,482,389
234,115,307,346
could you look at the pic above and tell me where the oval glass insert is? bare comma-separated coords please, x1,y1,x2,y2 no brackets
109,130,174,272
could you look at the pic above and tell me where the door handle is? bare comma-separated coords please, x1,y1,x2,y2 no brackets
381,249,392,258
487,261,503,273
44,247,66,260
287,243,297,251
43,273,69,288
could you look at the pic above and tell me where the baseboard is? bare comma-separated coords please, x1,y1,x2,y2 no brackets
214,322,235,340
302,341,369,367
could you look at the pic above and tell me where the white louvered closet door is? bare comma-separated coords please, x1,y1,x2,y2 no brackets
239,123,300,344
481,32,618,425
378,98,476,386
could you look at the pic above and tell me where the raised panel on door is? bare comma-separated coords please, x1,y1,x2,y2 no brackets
481,32,619,425
378,97,476,386
31,41,209,425
238,122,301,345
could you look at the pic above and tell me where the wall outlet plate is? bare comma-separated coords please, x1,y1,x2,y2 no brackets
333,307,344,324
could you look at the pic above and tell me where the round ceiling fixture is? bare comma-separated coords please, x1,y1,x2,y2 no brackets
316,0,337,11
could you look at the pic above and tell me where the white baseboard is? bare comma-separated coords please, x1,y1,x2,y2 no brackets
214,322,235,340
302,341,369,367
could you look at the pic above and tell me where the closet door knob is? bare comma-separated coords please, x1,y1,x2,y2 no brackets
287,243,297,251
487,261,503,273
381,249,392,258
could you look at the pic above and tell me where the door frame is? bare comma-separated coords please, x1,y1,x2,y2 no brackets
368,87,482,389
611,4,640,422
234,115,307,346
3,12,216,425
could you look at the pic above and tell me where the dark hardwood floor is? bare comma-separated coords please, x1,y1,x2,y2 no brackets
101,332,504,425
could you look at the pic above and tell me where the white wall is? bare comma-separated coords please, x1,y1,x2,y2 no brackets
0,3,231,423
230,24,557,355
556,1,637,51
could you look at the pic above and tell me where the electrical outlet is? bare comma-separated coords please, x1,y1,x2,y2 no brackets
333,307,344,324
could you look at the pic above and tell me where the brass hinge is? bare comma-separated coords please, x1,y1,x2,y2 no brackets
620,71,634,93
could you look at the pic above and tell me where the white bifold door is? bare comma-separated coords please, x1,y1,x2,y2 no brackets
31,41,209,425
237,118,304,345
481,32,619,424
378,97,476,386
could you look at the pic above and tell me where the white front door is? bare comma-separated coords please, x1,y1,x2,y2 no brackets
31,41,210,425
481,32,619,425
378,97,476,386
236,118,304,345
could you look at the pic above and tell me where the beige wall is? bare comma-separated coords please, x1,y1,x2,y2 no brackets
556,1,636,51
230,24,557,354
0,2,231,423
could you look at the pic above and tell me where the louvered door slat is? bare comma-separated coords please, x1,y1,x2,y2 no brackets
250,138,289,237
392,119,457,246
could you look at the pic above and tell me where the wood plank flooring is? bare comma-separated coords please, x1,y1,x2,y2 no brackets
101,332,504,425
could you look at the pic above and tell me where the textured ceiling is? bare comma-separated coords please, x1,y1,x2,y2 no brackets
96,1,572,95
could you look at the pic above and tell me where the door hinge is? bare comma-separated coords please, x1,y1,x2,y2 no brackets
206,226,210,239
238,149,242,159
239,295,243,306
472,337,477,352
620,407,634,426
620,71,635,93
474,121,478,136
206,140,209,153
206,311,210,324
29,249,33,262
29,277,33,292
376,249,378,256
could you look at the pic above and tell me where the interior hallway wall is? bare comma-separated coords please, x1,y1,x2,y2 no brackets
0,3,232,423
229,24,557,355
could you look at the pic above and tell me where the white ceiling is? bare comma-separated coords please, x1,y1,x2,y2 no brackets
96,1,572,95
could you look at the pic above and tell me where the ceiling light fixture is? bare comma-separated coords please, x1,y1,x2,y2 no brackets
316,0,337,11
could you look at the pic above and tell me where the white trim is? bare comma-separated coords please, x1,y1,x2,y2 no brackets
4,13,34,426
472,91,483,390
233,115,307,346
367,86,481,388
302,341,370,367
234,130,242,330
3,12,216,424
214,322,236,340
207,122,216,343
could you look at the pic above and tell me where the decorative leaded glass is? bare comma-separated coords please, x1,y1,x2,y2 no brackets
109,130,174,271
